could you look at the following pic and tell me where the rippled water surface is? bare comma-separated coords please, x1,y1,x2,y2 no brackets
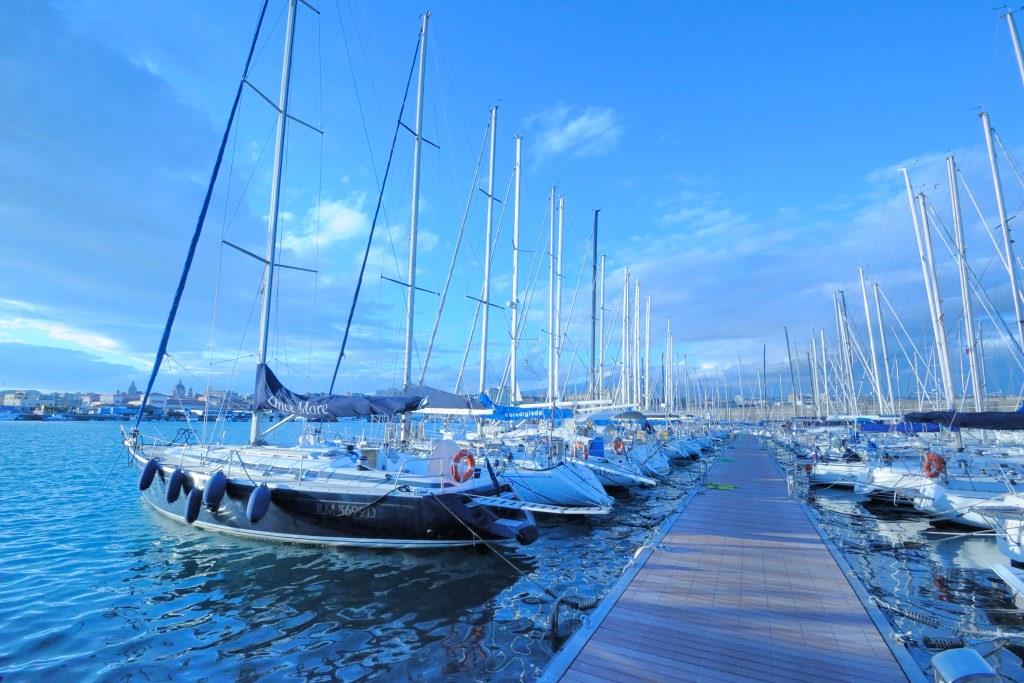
0,422,702,681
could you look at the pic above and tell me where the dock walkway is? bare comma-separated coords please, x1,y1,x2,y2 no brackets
544,435,917,682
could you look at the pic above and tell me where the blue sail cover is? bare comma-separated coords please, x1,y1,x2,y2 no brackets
857,420,940,433
477,394,573,422
903,410,1024,431
255,364,423,418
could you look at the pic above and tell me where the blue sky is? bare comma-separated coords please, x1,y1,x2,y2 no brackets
4,0,1024,402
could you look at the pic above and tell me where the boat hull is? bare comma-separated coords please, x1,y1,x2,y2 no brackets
134,451,536,549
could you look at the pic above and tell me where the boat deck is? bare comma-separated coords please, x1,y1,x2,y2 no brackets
543,434,921,682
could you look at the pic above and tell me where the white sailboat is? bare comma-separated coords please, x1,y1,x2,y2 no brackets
123,6,538,549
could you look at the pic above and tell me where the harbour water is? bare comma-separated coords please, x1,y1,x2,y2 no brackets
765,441,1024,677
0,421,700,681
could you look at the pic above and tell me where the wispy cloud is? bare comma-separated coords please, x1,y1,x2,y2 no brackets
282,194,370,254
0,299,151,371
528,104,622,160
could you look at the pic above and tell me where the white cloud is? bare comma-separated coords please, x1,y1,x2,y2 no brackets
0,298,42,312
0,299,154,371
529,104,622,160
282,194,370,254
0,317,120,351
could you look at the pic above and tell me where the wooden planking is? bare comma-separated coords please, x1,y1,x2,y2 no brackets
549,435,917,683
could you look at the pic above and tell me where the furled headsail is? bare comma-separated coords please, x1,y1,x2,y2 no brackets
255,364,423,418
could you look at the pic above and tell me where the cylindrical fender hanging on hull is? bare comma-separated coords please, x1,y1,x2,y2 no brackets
185,487,203,525
166,468,185,503
247,484,271,524
139,459,159,491
203,471,227,510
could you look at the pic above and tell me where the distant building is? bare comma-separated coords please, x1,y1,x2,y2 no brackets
171,379,187,399
2,390,42,408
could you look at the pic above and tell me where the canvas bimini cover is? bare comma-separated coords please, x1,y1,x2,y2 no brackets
254,364,423,418
904,410,1024,431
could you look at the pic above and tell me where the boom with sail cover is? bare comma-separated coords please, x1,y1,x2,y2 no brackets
477,394,573,422
255,364,423,418
904,410,1024,431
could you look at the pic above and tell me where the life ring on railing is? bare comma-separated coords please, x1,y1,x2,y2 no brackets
612,437,626,455
451,449,476,483
573,442,589,460
922,451,946,479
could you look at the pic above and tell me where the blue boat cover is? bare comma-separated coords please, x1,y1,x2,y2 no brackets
477,394,573,422
254,364,423,418
904,410,1024,431
857,420,941,433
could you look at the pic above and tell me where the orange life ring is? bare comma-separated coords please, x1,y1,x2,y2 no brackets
612,437,626,455
922,452,945,479
451,449,476,483
573,442,589,460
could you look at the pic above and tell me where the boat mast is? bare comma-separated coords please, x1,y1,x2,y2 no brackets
981,112,1024,351
784,326,798,417
509,135,521,405
598,254,606,400
917,193,955,409
858,267,884,415
478,105,498,394
1007,9,1024,90
555,195,564,402
835,290,856,414
547,187,555,404
664,321,671,411
620,268,629,404
948,156,982,411
400,12,429,441
590,210,600,399
902,168,947,410
809,333,820,418
685,352,691,415
978,322,988,405
633,280,641,405
644,296,651,410
871,282,894,413
820,328,829,417
250,0,299,445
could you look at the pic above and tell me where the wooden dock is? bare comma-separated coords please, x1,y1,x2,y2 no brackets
542,435,923,683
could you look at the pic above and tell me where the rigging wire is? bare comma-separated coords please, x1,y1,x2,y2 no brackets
328,32,421,392
134,0,271,430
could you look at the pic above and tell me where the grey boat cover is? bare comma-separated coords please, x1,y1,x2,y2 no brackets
903,410,1024,431
255,364,423,418
402,384,486,411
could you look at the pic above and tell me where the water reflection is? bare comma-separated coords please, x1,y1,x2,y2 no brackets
799,470,1024,675
0,422,699,681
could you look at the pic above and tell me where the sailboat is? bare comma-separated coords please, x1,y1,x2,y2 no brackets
122,3,537,549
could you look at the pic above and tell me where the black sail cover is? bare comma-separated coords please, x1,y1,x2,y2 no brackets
254,364,424,418
904,410,1024,431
